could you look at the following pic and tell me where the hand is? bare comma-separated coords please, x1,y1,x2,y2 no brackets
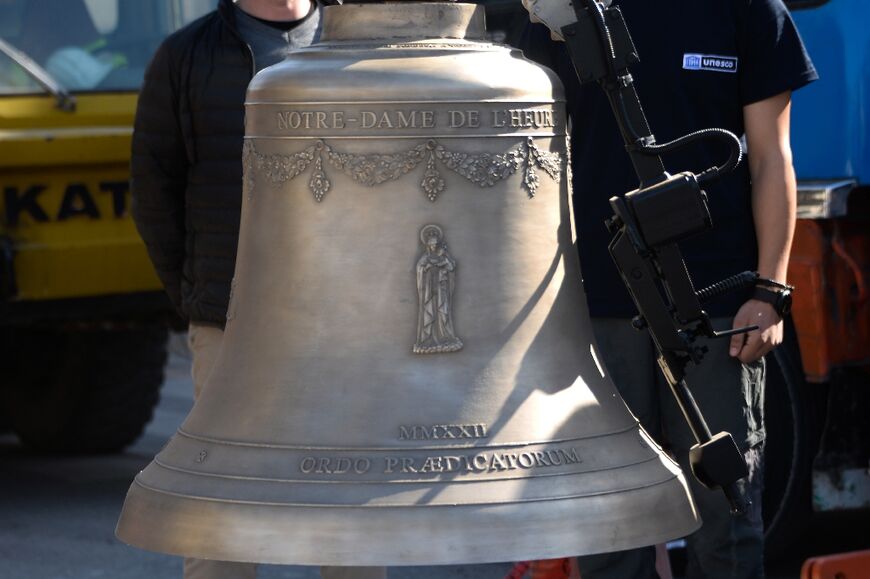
729,299,784,363
522,0,581,42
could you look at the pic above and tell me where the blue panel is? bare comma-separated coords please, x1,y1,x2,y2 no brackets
790,0,869,184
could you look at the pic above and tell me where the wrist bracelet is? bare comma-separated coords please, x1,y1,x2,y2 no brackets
755,275,793,291
752,285,793,317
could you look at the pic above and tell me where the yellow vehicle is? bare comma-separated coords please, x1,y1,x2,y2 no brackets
0,0,216,452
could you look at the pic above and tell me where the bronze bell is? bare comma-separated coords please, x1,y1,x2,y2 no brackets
116,1,699,566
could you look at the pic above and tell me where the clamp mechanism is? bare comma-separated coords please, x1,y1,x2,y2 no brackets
523,0,756,514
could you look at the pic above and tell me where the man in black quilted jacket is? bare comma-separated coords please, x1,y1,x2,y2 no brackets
131,1,386,578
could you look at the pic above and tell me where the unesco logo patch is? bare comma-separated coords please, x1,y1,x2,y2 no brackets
683,53,738,73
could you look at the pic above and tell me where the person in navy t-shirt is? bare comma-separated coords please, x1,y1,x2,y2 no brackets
514,0,817,577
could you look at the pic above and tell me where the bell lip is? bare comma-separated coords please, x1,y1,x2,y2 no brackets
116,473,700,566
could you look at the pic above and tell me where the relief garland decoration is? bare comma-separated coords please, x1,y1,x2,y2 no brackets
244,137,562,202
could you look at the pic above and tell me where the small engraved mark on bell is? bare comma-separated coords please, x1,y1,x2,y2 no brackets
195,450,208,463
242,140,256,200
414,225,463,354
226,277,238,322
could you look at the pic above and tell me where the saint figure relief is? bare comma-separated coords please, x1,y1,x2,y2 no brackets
414,224,463,354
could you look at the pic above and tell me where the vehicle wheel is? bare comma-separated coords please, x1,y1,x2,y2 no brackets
0,325,168,453
762,315,822,564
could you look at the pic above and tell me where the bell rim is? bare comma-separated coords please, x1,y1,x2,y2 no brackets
116,471,700,566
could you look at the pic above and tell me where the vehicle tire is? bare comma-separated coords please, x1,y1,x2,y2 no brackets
762,315,822,564
0,325,168,453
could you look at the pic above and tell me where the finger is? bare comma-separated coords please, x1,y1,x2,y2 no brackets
730,313,749,357
522,0,541,22
738,331,765,364
730,332,745,358
753,332,777,360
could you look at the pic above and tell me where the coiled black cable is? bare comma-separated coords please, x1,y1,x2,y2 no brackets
614,88,743,185
584,0,617,67
696,270,759,303
634,127,744,186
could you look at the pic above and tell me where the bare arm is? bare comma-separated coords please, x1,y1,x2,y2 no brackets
729,90,797,362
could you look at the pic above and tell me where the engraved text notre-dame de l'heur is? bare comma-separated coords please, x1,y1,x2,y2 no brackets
273,106,557,132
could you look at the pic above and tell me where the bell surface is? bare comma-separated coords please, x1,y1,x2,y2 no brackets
117,2,700,566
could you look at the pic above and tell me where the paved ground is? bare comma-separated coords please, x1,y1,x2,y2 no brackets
1,332,867,579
